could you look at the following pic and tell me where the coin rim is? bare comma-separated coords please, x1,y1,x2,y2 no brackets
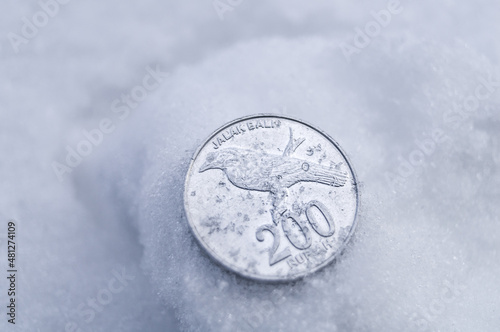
183,113,359,282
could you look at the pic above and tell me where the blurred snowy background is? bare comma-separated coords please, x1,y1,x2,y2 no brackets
1,1,499,331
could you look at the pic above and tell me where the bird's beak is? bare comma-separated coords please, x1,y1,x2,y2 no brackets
199,161,211,173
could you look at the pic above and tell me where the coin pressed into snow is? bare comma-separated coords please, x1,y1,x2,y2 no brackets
184,115,358,281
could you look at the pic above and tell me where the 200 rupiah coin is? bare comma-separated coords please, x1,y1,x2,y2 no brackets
184,114,358,282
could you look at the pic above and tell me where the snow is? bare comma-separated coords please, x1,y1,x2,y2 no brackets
1,1,499,331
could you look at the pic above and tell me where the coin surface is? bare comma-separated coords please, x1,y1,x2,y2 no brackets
184,114,358,281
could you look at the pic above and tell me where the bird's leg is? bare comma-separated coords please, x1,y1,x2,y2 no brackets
270,188,289,226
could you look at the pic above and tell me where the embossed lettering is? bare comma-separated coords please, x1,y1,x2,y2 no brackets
281,213,312,250
222,130,233,140
230,126,239,136
217,136,226,145
322,239,334,250
256,224,292,266
306,200,335,237
287,257,299,268
296,253,306,264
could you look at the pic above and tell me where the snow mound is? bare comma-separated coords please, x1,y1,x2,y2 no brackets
100,36,500,331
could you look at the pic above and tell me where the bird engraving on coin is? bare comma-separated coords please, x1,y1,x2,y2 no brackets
199,128,348,226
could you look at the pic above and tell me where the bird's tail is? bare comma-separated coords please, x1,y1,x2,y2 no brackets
309,166,349,187
283,128,305,157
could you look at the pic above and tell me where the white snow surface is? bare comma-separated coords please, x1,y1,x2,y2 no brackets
1,1,499,331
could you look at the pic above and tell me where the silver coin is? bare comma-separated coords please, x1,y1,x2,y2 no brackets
184,114,358,282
